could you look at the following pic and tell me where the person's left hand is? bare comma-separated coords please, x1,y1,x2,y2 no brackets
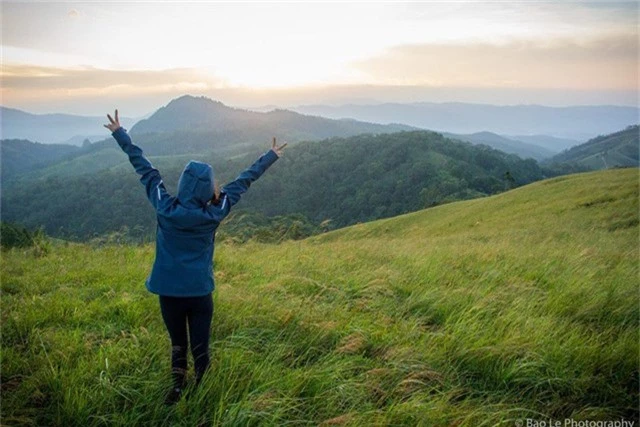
210,181,222,205
271,137,288,157
104,109,121,132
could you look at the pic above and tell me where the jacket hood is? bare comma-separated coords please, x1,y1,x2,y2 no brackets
177,160,215,208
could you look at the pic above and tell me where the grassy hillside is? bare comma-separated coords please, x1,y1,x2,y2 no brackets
2,168,638,426
548,125,639,170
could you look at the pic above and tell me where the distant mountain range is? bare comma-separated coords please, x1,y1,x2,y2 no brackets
291,102,638,141
5,97,637,152
3,96,637,185
547,125,639,170
0,107,140,145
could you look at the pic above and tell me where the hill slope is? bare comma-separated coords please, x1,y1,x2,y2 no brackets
505,133,580,152
2,168,638,425
548,125,639,169
0,139,80,182
442,131,555,160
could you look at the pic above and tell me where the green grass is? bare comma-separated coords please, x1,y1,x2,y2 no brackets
2,168,638,426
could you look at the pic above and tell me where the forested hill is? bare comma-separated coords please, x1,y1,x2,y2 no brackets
2,130,547,240
441,131,554,160
547,125,639,170
131,95,412,136
116,95,414,155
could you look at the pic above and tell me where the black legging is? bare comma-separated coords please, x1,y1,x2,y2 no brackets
159,293,213,387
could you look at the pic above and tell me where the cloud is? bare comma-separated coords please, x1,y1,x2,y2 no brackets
353,33,638,90
0,64,232,116
2,61,637,116
0,64,226,92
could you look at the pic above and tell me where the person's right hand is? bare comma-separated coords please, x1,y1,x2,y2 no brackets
104,109,121,132
271,137,288,157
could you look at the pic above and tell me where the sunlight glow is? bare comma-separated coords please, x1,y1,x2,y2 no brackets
1,1,637,112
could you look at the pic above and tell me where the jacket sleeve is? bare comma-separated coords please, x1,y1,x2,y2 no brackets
205,149,278,222
112,127,171,211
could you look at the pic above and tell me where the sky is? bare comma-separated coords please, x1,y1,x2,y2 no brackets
1,1,638,116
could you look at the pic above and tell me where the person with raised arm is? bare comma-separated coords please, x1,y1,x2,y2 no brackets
104,110,287,405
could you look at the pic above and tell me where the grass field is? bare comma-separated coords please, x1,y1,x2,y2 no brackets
2,168,638,426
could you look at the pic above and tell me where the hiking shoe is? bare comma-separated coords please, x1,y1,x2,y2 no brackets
164,387,183,405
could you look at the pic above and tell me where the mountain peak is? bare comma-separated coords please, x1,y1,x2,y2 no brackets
130,95,242,134
167,94,225,107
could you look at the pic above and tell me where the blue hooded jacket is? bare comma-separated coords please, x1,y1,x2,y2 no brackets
112,127,279,297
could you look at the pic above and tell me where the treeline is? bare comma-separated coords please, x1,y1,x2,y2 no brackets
2,130,572,241
0,222,50,256
1,213,320,249
85,212,323,245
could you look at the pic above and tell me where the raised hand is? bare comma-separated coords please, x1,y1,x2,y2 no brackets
271,137,288,157
104,109,121,132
